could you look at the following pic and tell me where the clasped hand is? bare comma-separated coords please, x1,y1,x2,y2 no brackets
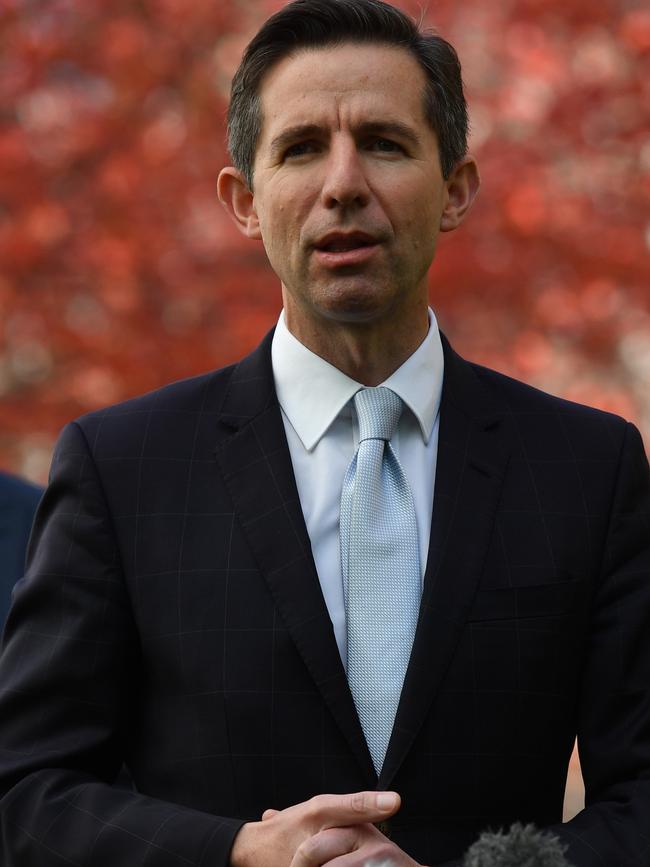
230,790,423,867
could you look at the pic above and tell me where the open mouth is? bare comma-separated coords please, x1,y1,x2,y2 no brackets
313,232,380,265
316,237,375,253
312,240,379,268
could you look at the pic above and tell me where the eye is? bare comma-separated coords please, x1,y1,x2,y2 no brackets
368,138,403,154
283,141,319,159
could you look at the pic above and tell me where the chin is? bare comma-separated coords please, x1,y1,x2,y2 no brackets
312,284,396,324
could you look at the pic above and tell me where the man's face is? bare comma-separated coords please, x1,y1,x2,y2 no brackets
246,42,455,327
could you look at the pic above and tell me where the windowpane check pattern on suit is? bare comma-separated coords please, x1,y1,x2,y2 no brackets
1,330,650,867
341,387,421,775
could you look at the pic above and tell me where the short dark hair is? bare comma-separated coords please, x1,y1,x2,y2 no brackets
227,0,468,188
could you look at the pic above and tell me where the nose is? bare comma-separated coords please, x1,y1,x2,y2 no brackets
320,138,370,209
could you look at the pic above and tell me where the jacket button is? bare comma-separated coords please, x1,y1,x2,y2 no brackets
375,820,392,838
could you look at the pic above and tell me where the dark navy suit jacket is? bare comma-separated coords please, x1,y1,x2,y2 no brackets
0,472,42,629
0,333,649,866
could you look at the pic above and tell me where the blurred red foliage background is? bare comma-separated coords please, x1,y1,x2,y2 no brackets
1,0,649,482
1,0,649,820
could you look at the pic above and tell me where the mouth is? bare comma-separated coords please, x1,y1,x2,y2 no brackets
313,232,380,266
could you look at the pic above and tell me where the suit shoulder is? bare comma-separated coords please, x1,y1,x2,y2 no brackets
81,364,237,418
469,361,632,445
64,363,238,458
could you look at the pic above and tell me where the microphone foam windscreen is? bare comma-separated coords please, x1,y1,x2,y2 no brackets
463,822,572,867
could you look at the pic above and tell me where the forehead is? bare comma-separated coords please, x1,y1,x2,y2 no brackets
256,42,429,139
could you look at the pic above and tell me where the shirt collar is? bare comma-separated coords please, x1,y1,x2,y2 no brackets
271,308,444,451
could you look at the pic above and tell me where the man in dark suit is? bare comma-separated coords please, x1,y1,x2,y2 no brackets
0,471,42,629
1,1,649,866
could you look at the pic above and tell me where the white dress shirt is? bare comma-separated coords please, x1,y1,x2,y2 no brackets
271,309,444,668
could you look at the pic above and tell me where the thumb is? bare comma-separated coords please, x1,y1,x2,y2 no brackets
261,808,281,821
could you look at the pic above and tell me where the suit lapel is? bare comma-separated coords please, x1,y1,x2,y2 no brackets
213,332,376,784
213,330,512,789
379,336,513,789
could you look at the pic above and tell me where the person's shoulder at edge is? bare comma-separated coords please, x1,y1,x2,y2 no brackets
0,471,43,509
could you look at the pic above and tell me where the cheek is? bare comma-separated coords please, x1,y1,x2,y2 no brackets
257,215,303,278
379,179,440,231
413,200,443,241
260,198,308,250
398,210,436,249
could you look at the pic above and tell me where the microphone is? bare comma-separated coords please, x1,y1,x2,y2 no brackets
463,822,573,866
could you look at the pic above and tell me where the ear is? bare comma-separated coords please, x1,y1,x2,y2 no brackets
440,156,480,232
217,166,262,240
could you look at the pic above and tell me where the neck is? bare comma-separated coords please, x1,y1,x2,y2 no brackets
283,300,430,386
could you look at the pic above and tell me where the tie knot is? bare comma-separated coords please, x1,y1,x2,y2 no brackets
354,387,403,443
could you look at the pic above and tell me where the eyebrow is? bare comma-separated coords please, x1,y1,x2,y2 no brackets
270,124,324,158
269,120,422,157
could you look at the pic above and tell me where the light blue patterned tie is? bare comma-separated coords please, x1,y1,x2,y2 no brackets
341,386,421,775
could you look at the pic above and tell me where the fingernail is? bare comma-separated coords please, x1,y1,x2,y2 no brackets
377,792,397,810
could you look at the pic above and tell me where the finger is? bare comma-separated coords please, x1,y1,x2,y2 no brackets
325,840,407,867
290,827,358,867
307,791,401,830
262,808,281,821
326,855,399,867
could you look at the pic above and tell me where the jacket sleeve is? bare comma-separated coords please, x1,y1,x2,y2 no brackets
547,422,650,866
0,421,244,866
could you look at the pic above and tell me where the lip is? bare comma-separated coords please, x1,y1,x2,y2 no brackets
312,231,380,267
313,244,380,267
